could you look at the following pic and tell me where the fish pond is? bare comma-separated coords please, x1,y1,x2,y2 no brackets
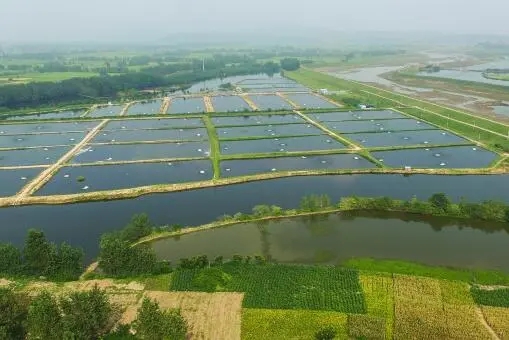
87,105,123,117
286,93,338,109
91,128,208,144
248,95,293,110
104,118,203,130
320,118,435,134
71,142,210,163
216,124,323,139
0,132,84,149
372,145,498,168
211,114,303,126
309,110,406,122
0,146,71,166
220,154,373,177
1,109,86,121
0,121,98,134
220,135,346,155
37,160,212,195
346,129,468,148
126,100,163,115
211,96,252,112
151,211,509,271
0,168,44,196
168,98,205,114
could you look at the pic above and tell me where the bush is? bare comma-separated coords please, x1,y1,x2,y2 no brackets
134,298,187,340
315,326,337,340
0,288,29,340
192,267,231,292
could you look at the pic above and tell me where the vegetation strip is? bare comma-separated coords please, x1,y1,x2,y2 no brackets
202,116,221,179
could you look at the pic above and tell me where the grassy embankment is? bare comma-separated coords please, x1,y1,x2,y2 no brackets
484,73,509,81
287,68,509,152
202,116,221,179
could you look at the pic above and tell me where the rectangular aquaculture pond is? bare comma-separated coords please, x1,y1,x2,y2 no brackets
1,109,86,121
0,168,44,197
0,132,84,149
285,93,338,109
245,87,308,93
0,121,99,135
126,100,163,115
0,146,71,166
321,118,435,134
91,128,208,143
345,130,469,148
248,95,293,110
87,105,123,117
36,160,212,195
211,96,252,113
371,145,498,169
220,135,346,155
211,114,303,126
71,141,210,163
104,118,204,130
217,124,323,139
168,98,205,114
221,154,374,177
309,110,407,122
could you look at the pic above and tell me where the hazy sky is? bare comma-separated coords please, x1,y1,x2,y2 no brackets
1,0,508,42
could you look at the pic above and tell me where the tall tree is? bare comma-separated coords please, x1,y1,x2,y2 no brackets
134,298,187,340
23,229,51,276
27,291,63,340
0,244,21,275
428,193,451,212
0,288,29,340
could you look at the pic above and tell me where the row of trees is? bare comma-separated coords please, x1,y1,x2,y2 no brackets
0,286,187,340
0,230,83,281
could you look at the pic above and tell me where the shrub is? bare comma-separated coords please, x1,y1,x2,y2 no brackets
315,326,337,340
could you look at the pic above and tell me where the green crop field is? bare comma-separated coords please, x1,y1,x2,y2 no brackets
471,287,509,307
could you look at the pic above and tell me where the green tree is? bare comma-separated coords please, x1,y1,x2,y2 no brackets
23,229,52,276
134,298,187,340
252,205,271,217
52,243,84,281
315,326,337,340
428,193,451,212
60,286,114,340
0,288,29,340
121,213,153,243
27,291,63,340
0,244,22,275
280,58,301,71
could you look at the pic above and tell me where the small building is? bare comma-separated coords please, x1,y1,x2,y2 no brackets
404,166,412,172
319,88,329,95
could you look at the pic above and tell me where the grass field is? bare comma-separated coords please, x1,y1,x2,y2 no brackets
484,73,509,81
0,72,101,84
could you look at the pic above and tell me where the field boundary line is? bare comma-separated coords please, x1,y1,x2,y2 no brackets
240,94,259,111
161,97,171,114
81,104,96,118
293,110,360,150
204,96,215,113
120,102,132,116
12,119,110,203
313,92,343,108
276,92,300,109
475,306,501,340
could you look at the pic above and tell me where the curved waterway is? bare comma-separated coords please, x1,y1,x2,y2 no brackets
152,211,509,272
1,174,509,260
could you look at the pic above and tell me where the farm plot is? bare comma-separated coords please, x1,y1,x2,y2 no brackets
471,286,509,307
87,105,123,117
137,291,244,340
309,110,406,122
170,263,366,313
372,145,498,168
217,124,323,139
1,109,86,121
345,129,470,148
0,132,84,149
220,154,373,177
247,95,293,110
104,118,203,130
0,121,98,134
220,135,347,155
0,168,44,196
286,93,338,109
71,142,210,163
36,160,212,195
126,100,163,115
242,309,348,340
91,128,208,143
211,96,252,112
481,306,509,339
168,97,206,114
0,146,71,166
211,114,303,126
320,118,435,134
359,274,393,339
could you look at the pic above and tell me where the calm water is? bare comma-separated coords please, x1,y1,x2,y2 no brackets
493,106,509,118
91,128,208,143
418,70,509,87
0,168,44,196
104,118,203,130
248,95,293,110
286,93,338,109
88,105,123,117
216,124,322,139
168,98,206,114
309,110,406,122
212,114,303,126
127,100,163,115
211,96,252,113
0,146,71,166
1,174,509,260
152,212,509,271
0,132,84,148
2,109,86,121
346,129,468,148
320,118,435,134
0,121,97,134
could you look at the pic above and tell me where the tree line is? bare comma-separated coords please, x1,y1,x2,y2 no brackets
0,286,187,340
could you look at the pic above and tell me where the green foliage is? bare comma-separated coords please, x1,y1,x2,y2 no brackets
134,298,187,340
27,292,63,340
0,244,22,275
23,229,52,276
315,326,337,340
121,213,153,243
347,314,385,340
300,194,332,212
60,286,114,340
280,58,301,71
171,263,366,313
0,288,29,340
103,324,137,339
428,193,451,212
471,287,509,307
76,176,86,182
192,267,231,292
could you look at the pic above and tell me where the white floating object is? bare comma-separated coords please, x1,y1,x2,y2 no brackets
379,159,384,162
424,141,429,144
268,129,273,132
0,131,3,134
442,132,446,135
403,137,409,140
177,142,181,145
121,126,126,129
275,138,279,141
307,125,311,128
425,148,430,151
370,120,374,122
111,139,116,142
354,156,359,160
271,133,275,136
271,168,277,172
180,129,184,132
380,127,384,131
43,148,48,151
196,133,201,137
64,174,70,178
301,156,307,159
103,133,107,136
21,177,27,180
198,148,202,152
45,157,50,160
440,162,446,166
225,168,231,172
280,143,286,146
280,148,285,152
199,170,205,174
168,162,173,166
69,138,75,141
106,157,112,161
223,131,227,134
387,131,391,134
472,148,477,151
434,153,441,157
82,186,89,190
321,160,327,164
416,121,421,124
17,138,23,141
